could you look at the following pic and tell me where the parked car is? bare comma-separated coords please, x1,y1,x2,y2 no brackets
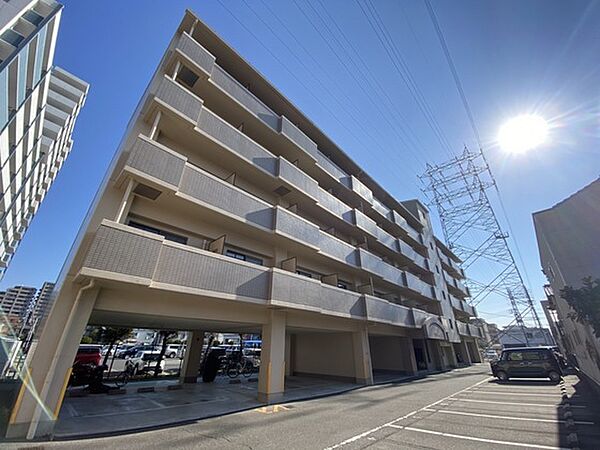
490,347,563,382
165,344,182,358
74,345,102,366
117,344,158,358
128,350,165,373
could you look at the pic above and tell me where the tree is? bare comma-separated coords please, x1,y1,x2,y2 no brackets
561,277,600,338
154,330,177,377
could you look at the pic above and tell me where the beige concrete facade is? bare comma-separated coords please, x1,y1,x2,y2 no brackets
533,178,600,390
7,10,482,438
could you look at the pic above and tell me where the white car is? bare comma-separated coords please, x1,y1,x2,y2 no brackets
127,351,165,373
165,344,183,358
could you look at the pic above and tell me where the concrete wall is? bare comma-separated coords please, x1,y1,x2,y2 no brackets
369,336,415,373
292,332,355,381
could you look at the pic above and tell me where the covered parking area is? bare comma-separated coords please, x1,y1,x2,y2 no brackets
45,282,369,438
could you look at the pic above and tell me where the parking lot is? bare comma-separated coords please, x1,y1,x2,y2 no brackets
328,373,600,450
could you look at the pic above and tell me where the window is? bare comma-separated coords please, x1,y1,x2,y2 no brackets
22,10,44,26
296,269,313,278
17,47,28,107
32,25,47,85
442,291,446,300
177,66,199,88
225,249,263,266
1,29,24,47
507,351,523,361
128,221,188,245
435,265,440,274
524,351,548,361
374,291,385,299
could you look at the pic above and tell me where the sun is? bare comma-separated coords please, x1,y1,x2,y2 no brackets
498,115,548,154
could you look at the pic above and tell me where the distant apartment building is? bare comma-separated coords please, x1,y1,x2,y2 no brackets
0,285,36,331
533,178,600,390
8,11,483,438
498,325,554,349
0,281,53,336
0,0,88,275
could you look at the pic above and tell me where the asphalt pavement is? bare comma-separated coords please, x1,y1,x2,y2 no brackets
6,363,600,449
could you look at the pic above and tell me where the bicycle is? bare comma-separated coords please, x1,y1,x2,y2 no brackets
226,354,254,379
114,359,138,388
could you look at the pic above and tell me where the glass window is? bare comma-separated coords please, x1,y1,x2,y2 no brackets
33,25,47,85
524,351,544,361
507,352,523,361
22,10,44,26
296,269,313,278
0,69,7,129
1,29,24,47
17,46,28,107
225,249,263,266
128,221,188,245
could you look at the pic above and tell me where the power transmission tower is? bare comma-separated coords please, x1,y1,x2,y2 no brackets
419,146,545,346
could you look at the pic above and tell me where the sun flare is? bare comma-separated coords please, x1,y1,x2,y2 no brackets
498,115,548,154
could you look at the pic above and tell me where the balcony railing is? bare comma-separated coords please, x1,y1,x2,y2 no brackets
317,231,360,266
274,206,320,249
365,295,414,327
176,32,215,76
210,64,279,131
280,116,319,158
179,164,274,231
342,175,373,204
82,220,271,301
125,135,186,188
197,106,278,176
270,268,365,319
154,75,203,124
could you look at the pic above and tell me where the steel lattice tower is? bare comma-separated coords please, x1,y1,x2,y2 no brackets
419,146,544,346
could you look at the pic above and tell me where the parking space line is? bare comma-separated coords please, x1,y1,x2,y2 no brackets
451,398,586,408
464,391,572,397
428,408,595,425
400,426,570,449
323,376,492,449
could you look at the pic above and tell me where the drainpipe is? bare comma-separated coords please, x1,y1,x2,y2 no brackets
26,280,96,440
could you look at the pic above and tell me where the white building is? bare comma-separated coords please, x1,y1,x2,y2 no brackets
0,0,88,275
498,325,554,349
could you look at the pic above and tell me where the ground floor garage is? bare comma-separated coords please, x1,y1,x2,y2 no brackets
7,280,481,439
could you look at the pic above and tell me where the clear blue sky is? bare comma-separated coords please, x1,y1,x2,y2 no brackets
2,0,599,327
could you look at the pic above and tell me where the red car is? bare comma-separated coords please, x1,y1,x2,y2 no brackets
74,345,102,366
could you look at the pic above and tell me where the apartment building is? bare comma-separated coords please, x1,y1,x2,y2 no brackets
0,0,88,275
8,11,482,438
0,285,36,331
533,178,600,390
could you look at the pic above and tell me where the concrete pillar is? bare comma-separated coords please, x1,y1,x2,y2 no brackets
401,337,418,374
258,310,286,403
180,330,204,383
7,283,99,439
284,333,292,377
460,340,472,365
352,326,373,385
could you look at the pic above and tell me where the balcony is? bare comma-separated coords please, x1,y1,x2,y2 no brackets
357,248,404,287
81,220,271,301
197,106,278,176
445,269,469,298
175,32,215,76
276,157,320,201
273,206,320,250
279,115,319,159
123,134,186,189
154,75,204,125
450,295,476,317
364,295,414,327
317,231,359,266
457,321,469,336
210,64,279,131
179,164,274,231
342,175,373,204
270,268,365,319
